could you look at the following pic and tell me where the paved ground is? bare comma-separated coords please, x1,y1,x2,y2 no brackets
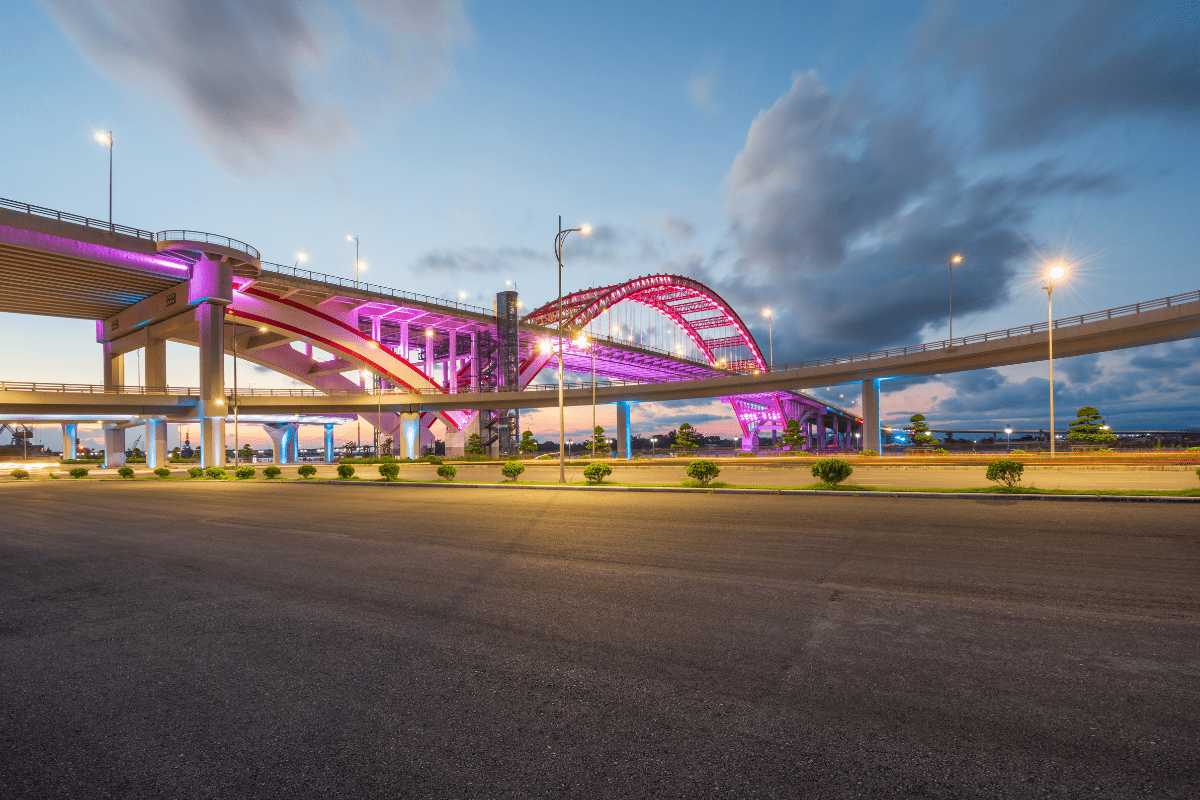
2,482,1198,798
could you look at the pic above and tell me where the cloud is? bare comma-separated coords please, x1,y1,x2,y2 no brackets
44,0,472,169
687,53,721,113
408,245,541,277
918,0,1200,152
719,70,1126,361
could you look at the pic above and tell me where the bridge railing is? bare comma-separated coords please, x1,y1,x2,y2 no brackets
0,379,657,397
261,263,494,315
0,196,155,240
156,230,260,260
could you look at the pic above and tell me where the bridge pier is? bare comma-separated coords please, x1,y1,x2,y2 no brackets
101,339,125,467
60,423,77,461
262,423,299,464
324,423,335,462
862,379,880,452
145,420,168,468
398,413,421,459
617,401,631,460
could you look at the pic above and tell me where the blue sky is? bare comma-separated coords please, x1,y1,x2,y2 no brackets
2,0,1198,448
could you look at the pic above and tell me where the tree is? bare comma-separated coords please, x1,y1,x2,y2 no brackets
240,443,253,459
781,419,805,450
675,423,699,450
583,462,612,484
685,459,720,484
1068,406,1116,445
342,441,358,457
519,430,538,453
903,414,937,447
381,436,393,457
591,426,608,457
466,432,485,455
501,460,525,481
811,458,853,486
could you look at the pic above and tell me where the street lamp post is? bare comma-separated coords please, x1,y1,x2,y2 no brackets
347,235,361,287
651,436,657,458
949,254,963,342
94,131,113,231
1043,263,1066,457
761,308,773,370
295,253,306,269
554,215,592,483
1005,426,1013,452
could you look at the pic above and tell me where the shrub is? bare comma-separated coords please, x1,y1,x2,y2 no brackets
117,466,135,479
437,464,457,481
263,466,282,479
423,455,444,465
10,468,30,479
1187,446,1200,452
336,463,355,479
934,448,949,454
583,462,613,484
858,449,879,457
153,467,171,478
811,458,853,486
297,464,317,479
986,459,1025,487
500,460,525,481
69,467,89,479
187,467,204,479
235,466,256,479
1010,449,1029,454
686,459,721,484
204,467,227,480
379,461,400,481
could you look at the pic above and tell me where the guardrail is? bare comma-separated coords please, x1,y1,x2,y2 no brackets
261,263,494,315
0,379,656,397
0,196,155,240
157,230,260,260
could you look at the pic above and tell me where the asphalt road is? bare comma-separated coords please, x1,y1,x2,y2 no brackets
2,482,1198,799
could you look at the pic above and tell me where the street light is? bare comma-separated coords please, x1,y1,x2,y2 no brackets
94,130,113,231
651,436,657,458
949,254,963,342
761,308,773,371
295,252,306,269
1005,426,1013,452
1043,262,1067,457
554,215,592,484
347,235,361,287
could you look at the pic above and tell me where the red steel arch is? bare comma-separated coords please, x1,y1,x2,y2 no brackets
523,274,767,372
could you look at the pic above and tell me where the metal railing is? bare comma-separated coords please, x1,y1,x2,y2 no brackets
261,262,494,315
0,379,655,397
157,230,260,260
0,196,155,240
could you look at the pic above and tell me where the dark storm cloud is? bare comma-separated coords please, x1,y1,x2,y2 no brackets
920,0,1200,152
44,0,471,169
720,71,1126,361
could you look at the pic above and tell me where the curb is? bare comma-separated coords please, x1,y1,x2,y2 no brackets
309,480,1200,502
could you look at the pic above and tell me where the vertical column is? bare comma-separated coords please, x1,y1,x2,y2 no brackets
445,414,471,459
145,335,167,392
449,331,459,393
286,423,300,463
146,420,167,469
400,321,410,361
862,378,881,453
196,302,226,469
263,424,287,465
398,413,421,459
61,423,77,461
324,423,335,463
370,315,381,343
470,332,480,392
102,339,125,467
616,401,631,460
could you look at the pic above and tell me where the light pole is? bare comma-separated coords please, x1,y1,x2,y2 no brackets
949,254,963,342
761,308,773,370
295,252,306,269
1043,263,1066,457
651,436,657,458
347,235,361,287
94,131,113,230
1005,426,1012,452
554,215,592,483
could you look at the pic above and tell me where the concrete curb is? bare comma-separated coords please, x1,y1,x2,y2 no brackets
309,480,1200,502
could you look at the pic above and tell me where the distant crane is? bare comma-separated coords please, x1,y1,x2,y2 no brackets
1,423,34,459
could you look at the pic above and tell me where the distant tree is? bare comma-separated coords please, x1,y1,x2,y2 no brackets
342,441,358,457
381,436,394,457
240,443,253,459
903,414,938,447
1068,406,1116,444
591,426,608,457
675,423,699,450
781,419,805,450
466,433,485,455
519,429,538,453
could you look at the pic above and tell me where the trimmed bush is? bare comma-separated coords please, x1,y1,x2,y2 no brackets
379,461,400,481
1010,449,1029,454
583,462,613,484
986,459,1025,487
117,466,135,479
858,449,879,457
423,455,444,465
1187,446,1200,452
263,466,282,479
934,448,949,454
500,460,525,481
437,464,457,481
811,458,853,486
187,467,204,479
336,463,355,479
297,464,317,479
69,467,89,479
204,467,227,480
235,466,256,479
686,459,721,485
10,468,30,479
153,467,171,478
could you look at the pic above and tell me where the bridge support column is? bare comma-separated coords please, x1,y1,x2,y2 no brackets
398,413,421,460
862,379,880,453
324,424,335,463
101,339,126,467
741,422,761,453
470,333,480,392
196,302,226,469
262,423,297,464
616,401,631,460
145,335,166,391
145,420,168,469
61,423,77,461
449,332,459,393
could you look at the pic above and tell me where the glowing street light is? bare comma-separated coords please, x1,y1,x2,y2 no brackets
94,130,113,231
295,252,307,268
553,215,592,483
347,235,361,287
762,308,773,371
1005,425,1013,452
949,253,963,342
1043,262,1068,457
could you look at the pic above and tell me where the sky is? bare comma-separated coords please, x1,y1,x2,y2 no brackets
1,0,1198,450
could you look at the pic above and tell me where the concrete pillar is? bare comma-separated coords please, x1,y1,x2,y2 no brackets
101,340,125,466
324,424,335,462
862,379,881,452
285,423,300,463
470,332,480,392
371,315,381,342
145,335,167,392
263,424,287,464
196,302,226,469
398,413,421,459
61,423,77,461
616,401,631,460
445,414,471,459
146,420,168,468
449,332,459,393
400,321,410,360
741,422,761,453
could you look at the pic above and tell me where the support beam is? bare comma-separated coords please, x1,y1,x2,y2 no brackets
145,335,166,392
196,301,226,469
102,339,125,466
449,332,459,393
617,401,631,460
398,413,421,459
470,332,480,392
862,378,881,453
60,422,77,461
146,419,167,468
324,423,335,463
